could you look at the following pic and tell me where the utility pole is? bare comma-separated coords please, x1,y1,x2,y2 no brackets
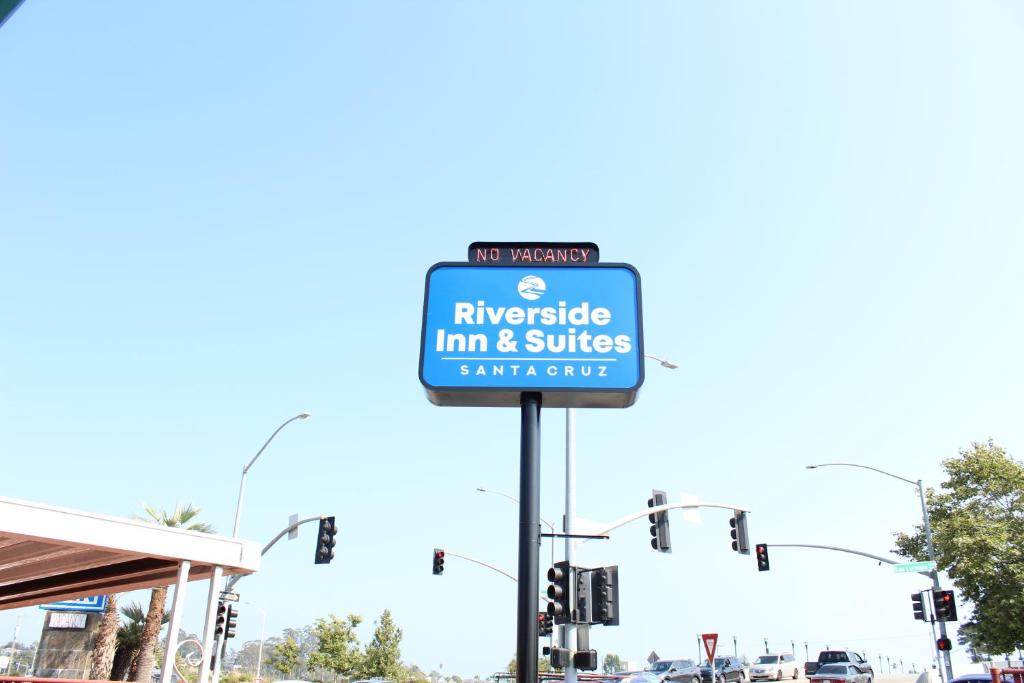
5,617,20,675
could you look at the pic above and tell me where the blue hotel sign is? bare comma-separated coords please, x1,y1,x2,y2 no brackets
40,595,108,613
419,262,644,408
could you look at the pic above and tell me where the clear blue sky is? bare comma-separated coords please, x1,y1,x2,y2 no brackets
2,0,1023,677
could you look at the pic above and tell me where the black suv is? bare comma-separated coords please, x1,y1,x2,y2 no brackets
700,656,746,683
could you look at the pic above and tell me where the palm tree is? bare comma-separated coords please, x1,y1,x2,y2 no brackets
132,503,213,683
112,602,165,680
88,593,119,679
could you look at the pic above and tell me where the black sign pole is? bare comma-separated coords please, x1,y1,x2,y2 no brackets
516,392,542,683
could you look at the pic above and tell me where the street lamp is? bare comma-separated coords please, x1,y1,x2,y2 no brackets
475,487,556,533
563,353,677,683
733,636,737,657
475,487,556,650
644,353,679,370
207,412,310,683
242,601,267,682
233,412,311,536
806,462,952,683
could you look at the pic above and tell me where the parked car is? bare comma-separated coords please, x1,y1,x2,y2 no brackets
624,672,668,683
701,656,746,683
808,664,871,683
750,654,800,681
648,659,702,683
951,674,1018,683
804,651,873,679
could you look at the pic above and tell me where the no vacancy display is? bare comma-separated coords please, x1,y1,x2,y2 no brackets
419,263,644,408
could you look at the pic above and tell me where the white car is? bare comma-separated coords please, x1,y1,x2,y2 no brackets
749,654,800,681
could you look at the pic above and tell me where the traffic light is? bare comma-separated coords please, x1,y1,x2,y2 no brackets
214,600,227,638
549,647,571,669
933,590,958,622
547,560,571,625
314,516,337,565
574,650,599,671
590,566,619,626
648,490,671,553
730,510,750,554
755,543,770,571
911,591,926,621
224,604,238,640
432,548,445,575
537,612,553,637
936,638,952,652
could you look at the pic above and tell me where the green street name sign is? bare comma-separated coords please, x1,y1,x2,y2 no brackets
894,560,937,573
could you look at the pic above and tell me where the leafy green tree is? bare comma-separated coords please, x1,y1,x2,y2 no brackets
231,640,264,678
133,503,213,683
362,610,403,681
308,614,364,679
506,657,550,674
603,654,623,673
268,636,302,677
894,440,1024,654
0,639,37,675
402,663,430,683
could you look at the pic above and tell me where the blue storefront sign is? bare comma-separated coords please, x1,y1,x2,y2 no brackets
40,595,108,613
419,263,644,407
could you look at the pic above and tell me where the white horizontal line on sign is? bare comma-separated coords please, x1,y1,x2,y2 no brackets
441,357,619,362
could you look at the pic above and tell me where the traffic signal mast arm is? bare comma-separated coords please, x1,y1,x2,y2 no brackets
440,550,520,584
225,515,329,591
578,499,751,540
763,544,934,576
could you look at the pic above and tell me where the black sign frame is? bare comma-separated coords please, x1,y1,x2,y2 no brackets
468,242,599,265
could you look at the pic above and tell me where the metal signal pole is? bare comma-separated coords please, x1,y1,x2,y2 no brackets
516,393,542,683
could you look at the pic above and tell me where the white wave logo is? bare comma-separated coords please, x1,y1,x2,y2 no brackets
517,275,546,300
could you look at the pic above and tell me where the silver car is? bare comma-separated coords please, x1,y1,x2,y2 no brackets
648,659,702,683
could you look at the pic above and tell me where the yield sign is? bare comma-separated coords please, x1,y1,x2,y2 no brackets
702,633,719,663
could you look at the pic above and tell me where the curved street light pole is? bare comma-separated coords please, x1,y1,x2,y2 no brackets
233,412,311,537
644,353,679,370
240,601,267,682
806,462,951,683
475,487,556,652
475,488,556,534
564,353,678,683
205,412,310,683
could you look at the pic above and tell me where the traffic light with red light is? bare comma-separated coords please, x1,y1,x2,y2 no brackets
933,590,958,622
432,548,445,575
648,490,671,553
730,511,750,554
936,637,952,651
537,612,553,637
755,543,770,571
314,516,337,564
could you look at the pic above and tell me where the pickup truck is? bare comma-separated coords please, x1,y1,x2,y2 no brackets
804,651,873,679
